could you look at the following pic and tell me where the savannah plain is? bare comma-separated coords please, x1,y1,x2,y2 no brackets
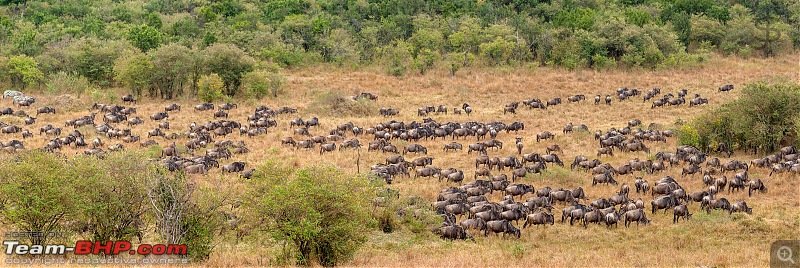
1,55,799,267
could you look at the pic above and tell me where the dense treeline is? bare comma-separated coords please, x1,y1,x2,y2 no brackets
0,0,797,98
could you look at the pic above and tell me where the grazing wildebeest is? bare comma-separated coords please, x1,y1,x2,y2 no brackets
592,173,617,186
523,211,554,228
474,168,491,180
403,144,428,155
438,225,473,241
444,142,463,152
468,143,487,155
546,144,562,155
748,179,767,196
705,198,731,213
536,131,555,142
623,209,650,227
319,143,336,154
484,220,520,238
541,154,563,167
597,147,613,157
673,204,692,223
730,200,752,214
719,84,734,92
651,195,677,214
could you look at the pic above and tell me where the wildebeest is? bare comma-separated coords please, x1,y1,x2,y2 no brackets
730,200,752,214
36,106,56,116
403,144,428,155
474,168,491,180
505,184,534,199
468,143,487,155
536,131,555,142
222,162,246,173
540,154,563,167
719,84,734,92
484,220,520,238
319,143,336,154
415,167,441,179
444,142,463,152
705,198,731,213
446,170,465,184
748,179,767,196
623,209,650,227
651,195,677,214
438,225,473,241
673,204,692,223
122,94,136,104
597,147,613,157
681,164,702,177
523,211,554,228
592,173,617,186
546,144,562,155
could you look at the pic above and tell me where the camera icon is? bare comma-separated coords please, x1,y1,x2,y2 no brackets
772,240,800,268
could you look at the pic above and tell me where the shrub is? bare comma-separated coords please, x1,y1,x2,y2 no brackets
681,82,800,153
241,69,286,99
242,163,373,266
0,151,80,245
46,71,91,96
198,73,225,102
71,151,156,242
147,171,222,261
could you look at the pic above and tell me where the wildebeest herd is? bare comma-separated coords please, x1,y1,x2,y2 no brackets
0,85,792,243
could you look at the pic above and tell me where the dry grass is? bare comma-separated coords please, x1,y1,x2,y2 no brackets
0,54,799,267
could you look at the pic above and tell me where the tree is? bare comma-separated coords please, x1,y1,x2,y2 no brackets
203,43,254,96
127,24,163,52
750,0,790,57
71,38,131,85
148,44,192,99
242,164,373,266
114,52,153,97
7,55,43,89
448,16,484,54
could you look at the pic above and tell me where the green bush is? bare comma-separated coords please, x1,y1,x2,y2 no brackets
241,69,286,99
676,122,702,149
147,171,222,261
242,163,374,266
198,73,225,102
682,82,800,153
46,71,91,96
0,151,79,245
71,151,156,242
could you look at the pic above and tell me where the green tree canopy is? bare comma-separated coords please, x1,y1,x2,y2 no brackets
127,24,163,52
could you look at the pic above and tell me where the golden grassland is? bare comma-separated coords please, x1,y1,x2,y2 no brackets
0,54,799,267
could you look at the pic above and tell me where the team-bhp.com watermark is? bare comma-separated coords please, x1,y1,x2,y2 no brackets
3,232,189,265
